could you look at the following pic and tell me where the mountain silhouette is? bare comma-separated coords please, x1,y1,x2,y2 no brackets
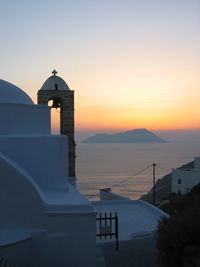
83,128,167,143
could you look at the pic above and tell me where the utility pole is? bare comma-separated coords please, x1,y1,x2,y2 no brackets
153,163,157,205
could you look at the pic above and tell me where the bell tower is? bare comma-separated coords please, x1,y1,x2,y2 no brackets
37,70,75,178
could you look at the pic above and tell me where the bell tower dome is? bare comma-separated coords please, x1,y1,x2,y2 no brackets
37,70,75,178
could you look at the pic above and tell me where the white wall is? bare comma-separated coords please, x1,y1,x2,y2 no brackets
99,234,156,267
0,98,98,267
0,238,33,267
0,104,50,135
0,153,46,229
0,152,97,267
35,212,97,267
172,157,200,195
0,135,69,191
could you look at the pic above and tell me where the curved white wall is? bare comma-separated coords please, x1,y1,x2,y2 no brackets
0,79,33,105
0,153,46,229
0,136,69,192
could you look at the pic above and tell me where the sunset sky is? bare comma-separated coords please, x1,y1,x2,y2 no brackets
1,0,200,133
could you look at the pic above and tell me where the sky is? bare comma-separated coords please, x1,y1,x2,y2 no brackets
1,0,200,133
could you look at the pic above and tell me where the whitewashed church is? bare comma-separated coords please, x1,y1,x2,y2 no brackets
0,72,167,267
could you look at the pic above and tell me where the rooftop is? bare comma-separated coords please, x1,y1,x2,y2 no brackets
0,80,33,105
40,70,71,91
93,199,167,241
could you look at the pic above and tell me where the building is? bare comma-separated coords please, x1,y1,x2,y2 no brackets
0,78,96,267
172,157,200,195
95,189,167,267
0,73,167,267
37,69,76,180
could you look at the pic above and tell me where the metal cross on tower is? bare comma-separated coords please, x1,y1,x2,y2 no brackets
52,69,58,76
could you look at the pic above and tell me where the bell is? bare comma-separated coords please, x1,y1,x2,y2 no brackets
51,98,61,109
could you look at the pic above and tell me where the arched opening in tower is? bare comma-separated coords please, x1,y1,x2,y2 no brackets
48,100,61,134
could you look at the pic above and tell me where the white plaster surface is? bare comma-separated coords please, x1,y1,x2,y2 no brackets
40,75,70,91
172,157,200,195
0,79,97,267
94,200,166,241
0,80,33,104
0,104,50,135
0,230,31,246
94,200,167,267
0,136,69,191
44,185,96,213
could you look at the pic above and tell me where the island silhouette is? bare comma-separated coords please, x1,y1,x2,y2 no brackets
83,128,167,143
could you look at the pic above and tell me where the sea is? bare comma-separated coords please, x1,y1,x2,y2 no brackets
75,131,200,200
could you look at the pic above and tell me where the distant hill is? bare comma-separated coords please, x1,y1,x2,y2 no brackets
83,128,167,143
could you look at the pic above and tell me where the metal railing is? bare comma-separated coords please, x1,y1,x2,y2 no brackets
96,212,119,251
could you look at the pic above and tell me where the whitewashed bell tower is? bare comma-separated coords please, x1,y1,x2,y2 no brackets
37,70,76,178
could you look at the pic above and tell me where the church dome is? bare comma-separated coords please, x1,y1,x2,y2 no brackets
40,70,70,91
0,79,33,105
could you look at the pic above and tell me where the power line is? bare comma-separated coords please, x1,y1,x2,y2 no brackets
85,163,171,200
87,164,153,199
156,164,171,173
110,164,153,189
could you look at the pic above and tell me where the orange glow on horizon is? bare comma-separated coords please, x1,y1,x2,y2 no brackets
49,58,200,134
50,85,200,133
51,105,200,133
